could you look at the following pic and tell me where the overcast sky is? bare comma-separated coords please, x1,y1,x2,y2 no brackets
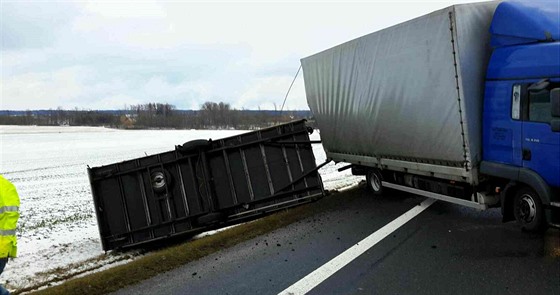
1,0,488,111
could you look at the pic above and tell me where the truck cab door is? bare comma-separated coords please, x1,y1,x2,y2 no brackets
521,83,560,188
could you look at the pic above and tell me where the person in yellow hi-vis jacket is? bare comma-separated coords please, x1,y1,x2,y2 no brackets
0,175,19,295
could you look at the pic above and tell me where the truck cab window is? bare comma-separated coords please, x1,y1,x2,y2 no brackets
528,89,552,123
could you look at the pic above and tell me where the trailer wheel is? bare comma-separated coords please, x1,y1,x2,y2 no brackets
366,169,383,195
150,169,172,193
177,139,210,154
513,187,545,232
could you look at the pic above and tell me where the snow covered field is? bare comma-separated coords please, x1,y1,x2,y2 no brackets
0,125,361,292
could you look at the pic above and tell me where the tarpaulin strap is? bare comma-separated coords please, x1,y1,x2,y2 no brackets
280,65,302,113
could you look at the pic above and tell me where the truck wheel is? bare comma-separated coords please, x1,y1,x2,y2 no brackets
366,169,383,195
513,187,545,232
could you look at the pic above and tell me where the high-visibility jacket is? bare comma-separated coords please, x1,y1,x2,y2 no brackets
0,175,19,258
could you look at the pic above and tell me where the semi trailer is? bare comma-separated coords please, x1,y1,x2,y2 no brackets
301,1,559,231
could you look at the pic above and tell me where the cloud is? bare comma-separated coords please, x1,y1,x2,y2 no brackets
1,2,80,50
1,67,216,110
237,74,307,110
1,66,88,109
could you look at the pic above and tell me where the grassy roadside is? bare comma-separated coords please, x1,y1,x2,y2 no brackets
24,185,365,295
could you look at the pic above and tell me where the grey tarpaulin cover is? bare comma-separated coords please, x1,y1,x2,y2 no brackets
301,2,499,183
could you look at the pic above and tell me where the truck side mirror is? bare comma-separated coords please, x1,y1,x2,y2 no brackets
552,88,560,117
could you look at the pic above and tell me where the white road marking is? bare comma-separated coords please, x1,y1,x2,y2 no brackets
278,198,436,295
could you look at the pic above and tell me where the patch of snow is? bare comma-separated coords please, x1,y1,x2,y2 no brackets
193,224,242,240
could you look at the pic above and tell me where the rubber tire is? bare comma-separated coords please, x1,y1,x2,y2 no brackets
513,187,545,232
366,169,383,196
177,139,210,154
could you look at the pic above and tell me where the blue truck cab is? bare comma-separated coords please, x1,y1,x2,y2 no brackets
482,1,560,230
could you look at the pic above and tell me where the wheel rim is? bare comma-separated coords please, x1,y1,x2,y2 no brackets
518,194,536,223
151,172,166,190
370,173,381,192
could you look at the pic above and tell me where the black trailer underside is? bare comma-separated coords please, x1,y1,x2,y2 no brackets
88,120,325,251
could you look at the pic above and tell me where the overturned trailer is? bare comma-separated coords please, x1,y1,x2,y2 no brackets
88,120,325,251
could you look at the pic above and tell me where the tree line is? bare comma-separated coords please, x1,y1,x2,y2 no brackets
0,102,312,130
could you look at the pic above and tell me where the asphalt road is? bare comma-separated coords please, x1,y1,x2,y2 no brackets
113,186,560,295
